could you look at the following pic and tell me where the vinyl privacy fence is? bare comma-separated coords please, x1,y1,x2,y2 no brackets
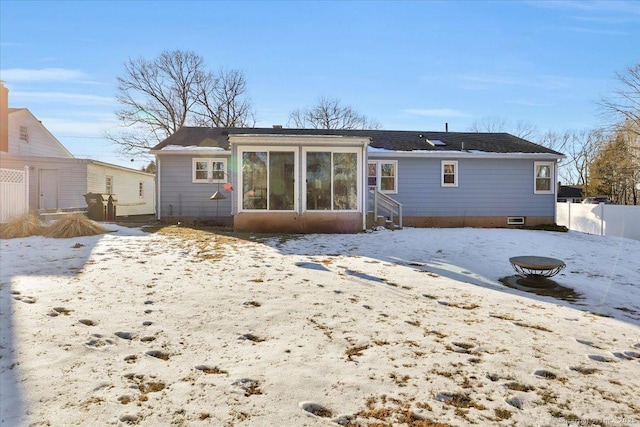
556,202,640,241
0,166,29,223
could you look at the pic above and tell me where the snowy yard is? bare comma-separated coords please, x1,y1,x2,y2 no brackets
1,224,639,426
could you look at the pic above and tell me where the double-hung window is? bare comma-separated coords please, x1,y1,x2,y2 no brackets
240,149,296,211
367,160,397,193
534,161,554,194
306,150,359,211
192,158,227,183
441,160,458,187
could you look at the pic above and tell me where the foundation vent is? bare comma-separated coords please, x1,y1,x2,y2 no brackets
507,217,525,225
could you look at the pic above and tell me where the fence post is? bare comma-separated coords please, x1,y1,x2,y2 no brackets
567,200,571,230
599,202,605,236
24,165,29,214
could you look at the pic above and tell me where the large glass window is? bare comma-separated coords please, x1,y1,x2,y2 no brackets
306,151,358,211
242,151,295,210
534,161,554,194
306,152,332,210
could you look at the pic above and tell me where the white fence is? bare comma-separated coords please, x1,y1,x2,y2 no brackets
0,166,29,223
556,202,640,241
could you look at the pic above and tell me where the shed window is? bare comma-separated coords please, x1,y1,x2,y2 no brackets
441,161,458,187
138,182,144,198
192,158,227,183
534,162,554,194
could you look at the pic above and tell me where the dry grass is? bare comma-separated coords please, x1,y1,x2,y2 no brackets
43,214,107,238
0,214,43,239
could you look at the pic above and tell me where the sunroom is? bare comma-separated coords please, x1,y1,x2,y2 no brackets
229,134,369,233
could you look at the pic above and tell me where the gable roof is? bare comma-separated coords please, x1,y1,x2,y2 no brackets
151,127,564,156
558,185,584,199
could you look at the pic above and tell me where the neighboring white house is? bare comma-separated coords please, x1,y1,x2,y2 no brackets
0,80,155,218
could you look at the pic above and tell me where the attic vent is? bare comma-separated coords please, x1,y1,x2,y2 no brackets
426,139,446,147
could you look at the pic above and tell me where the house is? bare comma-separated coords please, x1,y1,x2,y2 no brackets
557,184,584,203
0,81,155,220
151,127,565,233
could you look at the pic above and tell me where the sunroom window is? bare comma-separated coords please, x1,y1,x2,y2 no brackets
306,151,358,211
241,150,295,210
192,158,226,183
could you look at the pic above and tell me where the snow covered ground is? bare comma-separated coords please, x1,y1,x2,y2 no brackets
1,224,639,426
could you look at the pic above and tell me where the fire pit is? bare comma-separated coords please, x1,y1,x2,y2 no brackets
509,256,566,278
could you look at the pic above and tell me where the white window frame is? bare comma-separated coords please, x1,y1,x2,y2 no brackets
441,160,458,187
368,160,398,194
192,158,227,183
237,146,298,212
534,161,554,194
303,147,362,213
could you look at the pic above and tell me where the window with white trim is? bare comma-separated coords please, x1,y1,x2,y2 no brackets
368,160,398,193
534,161,554,194
192,158,227,183
441,160,458,187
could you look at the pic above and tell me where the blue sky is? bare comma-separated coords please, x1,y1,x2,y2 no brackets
1,0,639,169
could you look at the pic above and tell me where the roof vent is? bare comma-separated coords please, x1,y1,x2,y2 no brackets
272,125,283,129
426,139,446,147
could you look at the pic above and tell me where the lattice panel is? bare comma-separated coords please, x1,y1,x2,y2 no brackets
0,168,26,184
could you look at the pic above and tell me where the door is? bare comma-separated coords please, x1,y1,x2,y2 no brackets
39,169,59,209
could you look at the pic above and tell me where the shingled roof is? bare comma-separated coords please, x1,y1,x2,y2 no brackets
151,127,563,155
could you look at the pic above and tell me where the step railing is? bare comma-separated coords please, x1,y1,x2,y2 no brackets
368,186,403,229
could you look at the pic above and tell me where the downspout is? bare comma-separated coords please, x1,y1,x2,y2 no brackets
156,156,161,220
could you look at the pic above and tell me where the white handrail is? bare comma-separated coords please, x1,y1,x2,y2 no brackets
369,186,403,229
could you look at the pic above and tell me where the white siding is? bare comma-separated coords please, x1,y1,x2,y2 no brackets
87,163,155,216
7,110,73,158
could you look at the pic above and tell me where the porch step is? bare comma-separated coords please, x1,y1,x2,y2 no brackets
385,219,402,230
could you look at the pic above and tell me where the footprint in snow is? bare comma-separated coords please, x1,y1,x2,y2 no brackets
115,332,134,340
13,295,36,304
299,402,333,418
588,355,616,363
86,334,115,349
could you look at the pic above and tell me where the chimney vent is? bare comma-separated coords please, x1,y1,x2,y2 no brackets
445,122,449,132
273,125,283,129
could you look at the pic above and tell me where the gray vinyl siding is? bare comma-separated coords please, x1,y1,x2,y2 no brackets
376,157,555,217
158,155,233,218
0,155,88,210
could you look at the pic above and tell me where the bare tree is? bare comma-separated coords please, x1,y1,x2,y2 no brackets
540,129,605,186
108,50,254,156
288,97,381,129
192,68,255,127
600,63,640,136
468,116,538,140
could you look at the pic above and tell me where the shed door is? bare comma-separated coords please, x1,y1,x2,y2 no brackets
39,169,59,209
